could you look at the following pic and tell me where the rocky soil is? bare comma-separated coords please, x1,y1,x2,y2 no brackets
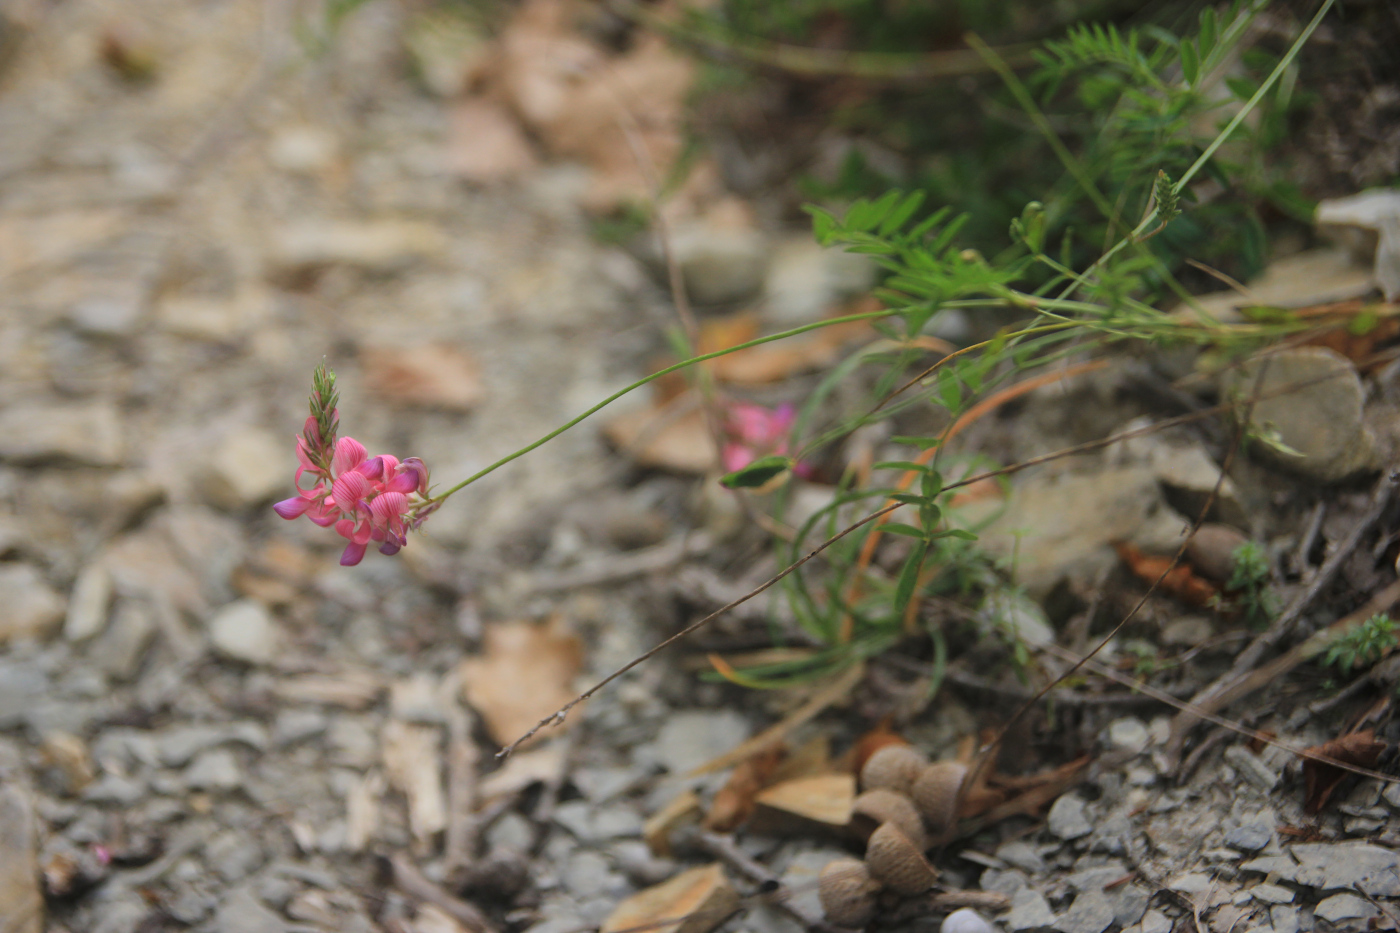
2,3,1400,933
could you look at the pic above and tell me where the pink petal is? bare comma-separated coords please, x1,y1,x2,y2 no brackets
331,472,370,510
331,436,367,476
340,541,367,566
722,442,753,473
272,496,311,519
370,491,409,524
335,518,357,541
378,540,402,556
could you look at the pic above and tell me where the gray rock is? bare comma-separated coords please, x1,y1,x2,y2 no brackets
200,426,288,510
979,590,1056,649
553,799,643,843
1227,348,1378,483
205,831,265,883
1139,909,1172,933
561,850,627,900
1270,906,1299,933
1008,888,1058,932
157,723,266,767
642,709,751,774
268,219,446,275
273,709,328,746
1250,884,1294,904
83,773,148,806
671,215,770,305
184,749,243,791
68,294,146,338
215,887,289,933
1048,794,1093,840
1114,885,1151,927
89,598,156,681
1224,746,1279,791
0,402,123,466
982,868,1030,897
0,786,42,933
943,908,996,933
997,840,1048,874
326,718,378,769
1283,842,1400,895
64,565,113,642
762,236,875,325
1057,889,1116,933
1106,718,1150,755
90,896,152,933
1225,821,1273,852
209,599,281,665
0,661,49,729
1166,873,1213,895
0,564,66,644
1161,616,1215,648
1314,893,1377,923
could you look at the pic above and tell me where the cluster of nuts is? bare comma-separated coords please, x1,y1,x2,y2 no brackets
818,744,969,928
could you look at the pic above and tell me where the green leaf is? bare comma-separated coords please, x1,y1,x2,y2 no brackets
937,368,962,411
889,493,926,507
719,455,792,489
873,460,933,475
875,522,925,539
934,528,980,541
879,190,926,237
891,435,941,451
1198,8,1218,59
894,541,929,619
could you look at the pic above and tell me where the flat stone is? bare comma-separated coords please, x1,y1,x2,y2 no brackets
0,786,42,933
89,599,156,681
1250,884,1293,904
68,293,146,338
1057,888,1116,933
200,426,288,510
184,748,243,791
642,709,751,775
0,662,49,730
83,773,147,806
1007,888,1058,932
157,723,266,767
1314,893,1377,923
1113,886,1151,927
762,235,874,325
1048,794,1093,840
215,888,289,933
268,219,447,275
943,908,996,933
670,212,770,305
1140,910,1172,933
1225,821,1273,852
1167,872,1214,895
997,840,1048,874
0,564,66,644
64,565,113,642
1223,746,1279,791
1106,718,1150,755
1288,842,1400,895
272,709,328,746
0,401,123,466
205,831,265,883
979,590,1056,648
1270,906,1299,933
1226,348,1378,483
209,599,281,665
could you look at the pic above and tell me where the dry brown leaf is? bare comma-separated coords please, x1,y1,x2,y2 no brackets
448,97,539,184
703,745,785,832
602,395,716,474
752,772,856,828
478,742,567,800
362,343,484,411
1114,541,1219,608
381,721,447,844
601,863,738,933
1296,300,1400,370
1301,730,1386,814
770,734,832,783
460,617,583,747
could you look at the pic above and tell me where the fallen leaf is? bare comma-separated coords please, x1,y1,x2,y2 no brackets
752,772,856,828
703,745,785,832
362,343,484,411
1294,300,1400,370
602,393,716,474
381,721,447,844
601,863,739,933
460,617,583,747
448,97,539,184
1301,730,1386,814
1114,541,1219,608
644,790,703,858
477,742,567,800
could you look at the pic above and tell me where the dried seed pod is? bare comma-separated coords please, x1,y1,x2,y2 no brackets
859,744,928,795
910,761,967,836
850,789,926,849
819,857,882,928
865,821,937,895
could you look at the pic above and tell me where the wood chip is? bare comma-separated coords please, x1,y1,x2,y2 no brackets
601,863,738,933
382,721,448,844
272,670,384,709
345,770,384,853
753,773,856,828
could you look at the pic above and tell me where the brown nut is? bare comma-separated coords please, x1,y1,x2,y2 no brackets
859,744,928,795
865,821,937,895
818,857,882,928
850,789,926,849
910,761,967,836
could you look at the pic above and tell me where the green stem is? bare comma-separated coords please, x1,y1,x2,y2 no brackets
429,307,900,502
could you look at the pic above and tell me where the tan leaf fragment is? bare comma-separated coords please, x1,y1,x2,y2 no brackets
272,669,384,709
448,97,539,184
602,399,716,475
345,770,385,852
753,773,856,828
363,343,484,412
478,742,567,801
644,789,703,858
601,863,739,933
460,617,583,747
381,721,447,844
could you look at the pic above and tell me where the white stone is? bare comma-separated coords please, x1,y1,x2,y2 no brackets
267,126,339,174
762,235,875,325
671,212,770,306
1314,893,1376,923
1047,794,1092,840
943,908,995,933
0,564,65,644
63,565,113,642
268,220,447,274
979,590,1056,649
184,748,243,791
209,599,280,665
1106,718,1149,755
200,426,288,510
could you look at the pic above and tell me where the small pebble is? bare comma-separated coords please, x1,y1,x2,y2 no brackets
1048,794,1093,840
1314,893,1377,923
1222,746,1279,791
1224,821,1272,852
1106,718,1149,755
943,908,995,933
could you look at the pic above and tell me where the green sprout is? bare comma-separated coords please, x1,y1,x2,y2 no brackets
1227,540,1275,627
1322,614,1398,673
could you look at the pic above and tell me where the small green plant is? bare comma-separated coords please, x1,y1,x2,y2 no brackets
1322,614,1398,673
1226,540,1275,627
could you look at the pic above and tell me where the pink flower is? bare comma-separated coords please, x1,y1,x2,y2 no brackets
721,401,810,477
